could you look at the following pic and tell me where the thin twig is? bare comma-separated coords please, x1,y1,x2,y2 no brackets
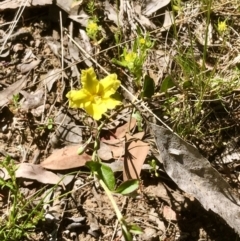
59,11,65,95
0,0,29,54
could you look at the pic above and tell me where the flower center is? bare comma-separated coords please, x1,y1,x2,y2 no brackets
91,94,101,104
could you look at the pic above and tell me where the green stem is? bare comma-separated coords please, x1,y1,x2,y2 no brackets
98,178,123,222
202,0,212,72
92,121,105,161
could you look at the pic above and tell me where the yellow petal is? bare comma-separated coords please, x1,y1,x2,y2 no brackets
99,74,121,98
66,89,92,108
84,103,107,120
86,98,121,120
66,89,90,101
101,97,122,109
81,68,99,94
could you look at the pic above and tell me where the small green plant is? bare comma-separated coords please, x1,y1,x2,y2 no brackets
86,19,101,42
114,28,123,55
85,0,103,43
0,157,45,241
12,93,20,108
161,0,240,138
148,159,159,177
86,133,142,241
46,118,53,130
112,32,154,95
82,121,142,240
86,0,97,15
172,0,182,12
37,118,54,131
67,70,142,239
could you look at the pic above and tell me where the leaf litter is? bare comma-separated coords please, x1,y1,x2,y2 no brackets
123,133,149,181
0,162,62,185
151,123,240,235
0,0,240,240
40,145,91,170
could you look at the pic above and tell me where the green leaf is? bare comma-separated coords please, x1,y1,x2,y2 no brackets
129,223,143,235
160,75,175,93
172,5,181,11
47,118,53,130
115,180,139,195
24,222,35,229
99,164,115,191
122,223,133,241
141,75,155,98
111,58,128,68
85,161,101,173
86,161,115,191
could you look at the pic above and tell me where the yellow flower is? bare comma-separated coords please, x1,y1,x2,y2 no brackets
87,21,98,31
125,51,137,63
66,68,122,120
218,20,227,33
139,38,146,45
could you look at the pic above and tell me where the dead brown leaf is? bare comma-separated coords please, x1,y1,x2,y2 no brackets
132,131,145,140
51,112,83,146
143,0,170,16
123,133,149,181
162,206,177,221
0,163,62,185
99,118,136,159
101,138,125,158
20,89,44,110
114,118,136,138
40,145,91,170
0,1,46,9
0,75,28,107
151,123,240,235
0,0,72,10
43,68,62,92
17,59,40,73
97,141,113,160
